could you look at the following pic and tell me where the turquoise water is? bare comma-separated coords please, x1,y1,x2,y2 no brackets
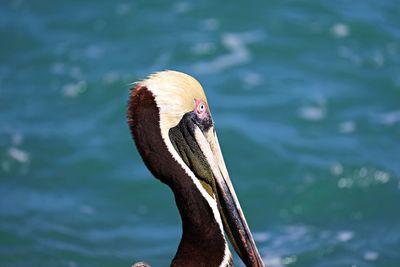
1,1,399,266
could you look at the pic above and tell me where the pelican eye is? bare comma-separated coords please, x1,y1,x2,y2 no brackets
195,99,207,115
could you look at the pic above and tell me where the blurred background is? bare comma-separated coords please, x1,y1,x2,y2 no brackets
1,0,399,266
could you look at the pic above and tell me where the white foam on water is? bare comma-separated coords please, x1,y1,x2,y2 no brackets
338,177,353,189
253,232,270,242
373,170,390,184
193,31,263,74
194,33,250,73
263,255,283,267
282,255,297,265
174,2,191,13
358,167,368,178
336,230,354,242
337,46,362,65
299,106,326,121
372,50,385,67
62,81,87,98
363,251,379,261
331,23,350,38
191,42,216,55
242,71,262,88
334,166,392,188
8,147,29,163
262,255,297,267
338,121,356,134
103,71,120,84
330,162,344,176
381,110,400,126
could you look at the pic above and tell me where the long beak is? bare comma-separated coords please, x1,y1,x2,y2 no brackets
193,126,264,267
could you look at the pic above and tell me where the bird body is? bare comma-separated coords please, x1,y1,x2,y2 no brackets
128,71,264,267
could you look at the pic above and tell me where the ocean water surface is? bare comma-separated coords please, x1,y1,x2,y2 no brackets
1,1,399,266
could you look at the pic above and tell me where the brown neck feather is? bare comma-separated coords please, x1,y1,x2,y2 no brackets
128,86,229,267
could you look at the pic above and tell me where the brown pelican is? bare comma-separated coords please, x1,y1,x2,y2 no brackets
127,70,264,267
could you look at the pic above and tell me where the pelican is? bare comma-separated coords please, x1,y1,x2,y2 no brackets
127,70,264,267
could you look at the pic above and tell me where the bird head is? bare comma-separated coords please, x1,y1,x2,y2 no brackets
128,71,264,267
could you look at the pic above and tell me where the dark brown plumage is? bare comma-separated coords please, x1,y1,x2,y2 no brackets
128,86,228,267
127,71,263,267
